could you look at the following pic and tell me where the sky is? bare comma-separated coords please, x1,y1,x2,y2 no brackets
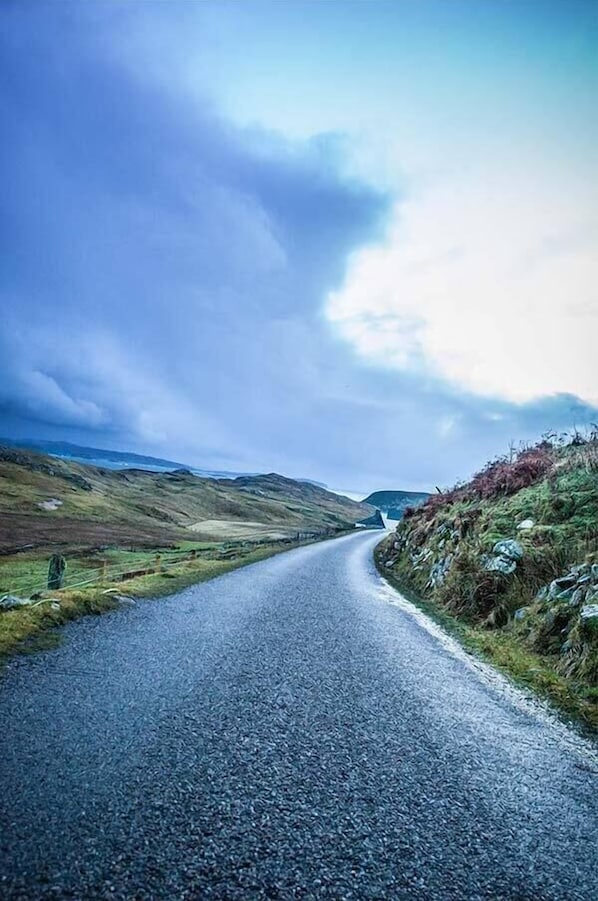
1,0,596,493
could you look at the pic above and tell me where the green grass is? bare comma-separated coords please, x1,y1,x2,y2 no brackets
375,545,598,733
0,533,348,664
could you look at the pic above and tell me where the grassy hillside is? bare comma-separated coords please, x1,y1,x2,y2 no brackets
0,446,371,556
0,446,372,657
377,435,598,728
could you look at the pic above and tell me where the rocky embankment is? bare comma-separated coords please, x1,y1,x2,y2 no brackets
378,436,598,720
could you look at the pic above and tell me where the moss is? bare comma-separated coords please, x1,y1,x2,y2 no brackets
376,550,597,732
379,436,598,730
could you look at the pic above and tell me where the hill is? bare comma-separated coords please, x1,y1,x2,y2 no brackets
362,489,430,519
0,447,371,556
0,438,252,478
377,435,598,726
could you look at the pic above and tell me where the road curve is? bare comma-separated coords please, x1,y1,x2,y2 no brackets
1,531,597,900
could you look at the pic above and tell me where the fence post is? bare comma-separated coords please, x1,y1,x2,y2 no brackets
102,560,108,583
155,553,162,573
48,554,66,590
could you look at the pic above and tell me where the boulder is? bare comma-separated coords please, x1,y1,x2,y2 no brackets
48,553,66,590
492,539,523,561
0,594,31,611
485,555,517,575
580,604,598,620
569,586,588,607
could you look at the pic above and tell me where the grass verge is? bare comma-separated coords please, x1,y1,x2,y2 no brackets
0,537,328,664
374,544,598,734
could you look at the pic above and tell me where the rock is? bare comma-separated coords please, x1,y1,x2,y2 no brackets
549,575,577,599
0,594,31,611
492,539,523,561
580,604,598,620
427,555,453,588
569,586,587,607
514,607,529,621
48,553,66,590
592,564,598,581
485,555,517,575
356,509,385,529
517,519,535,530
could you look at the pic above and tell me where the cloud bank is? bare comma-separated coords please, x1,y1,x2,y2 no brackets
1,3,596,491
328,168,598,404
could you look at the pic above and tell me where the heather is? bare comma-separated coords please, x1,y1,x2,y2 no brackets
379,432,598,727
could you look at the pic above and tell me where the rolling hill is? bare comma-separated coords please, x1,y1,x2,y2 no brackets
0,446,372,554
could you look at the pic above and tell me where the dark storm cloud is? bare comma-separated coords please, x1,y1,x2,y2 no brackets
1,3,595,490
0,4,386,452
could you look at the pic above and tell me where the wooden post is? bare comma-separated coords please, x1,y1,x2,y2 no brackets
102,561,108,583
154,553,162,573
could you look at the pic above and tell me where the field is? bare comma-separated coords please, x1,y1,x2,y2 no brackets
0,446,372,658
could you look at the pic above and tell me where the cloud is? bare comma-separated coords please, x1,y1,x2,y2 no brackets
327,167,598,404
0,3,596,491
0,4,388,468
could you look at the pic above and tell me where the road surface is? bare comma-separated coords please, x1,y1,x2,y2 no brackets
1,531,597,899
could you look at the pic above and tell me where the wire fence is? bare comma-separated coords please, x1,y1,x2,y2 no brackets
1,527,342,600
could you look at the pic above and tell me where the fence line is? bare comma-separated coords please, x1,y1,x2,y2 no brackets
1,528,342,599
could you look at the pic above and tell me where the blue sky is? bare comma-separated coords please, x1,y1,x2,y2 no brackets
1,1,596,492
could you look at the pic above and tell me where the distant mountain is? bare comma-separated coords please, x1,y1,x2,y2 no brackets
355,509,386,529
0,447,372,554
0,439,252,479
362,489,431,519
0,439,329,487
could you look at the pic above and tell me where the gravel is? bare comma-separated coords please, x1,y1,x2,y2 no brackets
1,531,597,900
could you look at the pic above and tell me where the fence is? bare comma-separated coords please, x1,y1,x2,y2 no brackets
1,527,343,600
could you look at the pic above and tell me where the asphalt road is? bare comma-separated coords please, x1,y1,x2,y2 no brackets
1,531,597,900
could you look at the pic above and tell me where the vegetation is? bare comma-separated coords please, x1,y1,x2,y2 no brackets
0,445,370,660
378,432,598,730
0,537,325,661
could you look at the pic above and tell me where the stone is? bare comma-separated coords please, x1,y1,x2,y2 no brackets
517,519,535,530
492,539,523,561
0,594,31,611
514,607,529,621
485,555,517,575
552,574,577,590
580,604,598,620
569,586,588,607
48,554,66,590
